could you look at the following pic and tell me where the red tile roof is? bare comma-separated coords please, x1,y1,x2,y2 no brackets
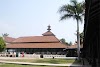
13,36,59,43
5,26,72,49
42,31,55,36
4,37,16,43
6,43,68,48
4,36,83,49
67,44,83,49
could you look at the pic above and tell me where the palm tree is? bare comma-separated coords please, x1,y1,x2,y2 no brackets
58,0,84,60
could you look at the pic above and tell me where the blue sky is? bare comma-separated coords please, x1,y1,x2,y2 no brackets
0,0,84,43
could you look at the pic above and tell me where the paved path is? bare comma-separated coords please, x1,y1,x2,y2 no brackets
0,60,82,67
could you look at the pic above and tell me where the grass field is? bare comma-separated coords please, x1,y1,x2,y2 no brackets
0,63,68,67
0,58,76,64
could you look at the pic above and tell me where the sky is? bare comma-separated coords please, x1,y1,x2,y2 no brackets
0,0,84,43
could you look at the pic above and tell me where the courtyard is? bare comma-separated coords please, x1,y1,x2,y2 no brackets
0,57,82,67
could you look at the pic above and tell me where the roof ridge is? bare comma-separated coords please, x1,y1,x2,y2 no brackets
19,35,56,37
42,31,55,36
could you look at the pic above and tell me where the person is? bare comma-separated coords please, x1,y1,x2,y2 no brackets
22,52,24,57
40,54,43,58
53,56,54,59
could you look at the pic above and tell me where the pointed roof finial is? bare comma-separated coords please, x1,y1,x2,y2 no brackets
42,25,55,36
47,25,51,31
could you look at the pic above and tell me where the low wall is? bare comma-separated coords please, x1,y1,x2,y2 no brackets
24,54,67,58
0,53,77,59
43,55,66,58
24,54,40,58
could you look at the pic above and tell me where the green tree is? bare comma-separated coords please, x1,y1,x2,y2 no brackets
0,37,6,52
60,38,66,44
75,31,84,44
60,38,72,46
69,41,72,46
2,33,9,37
58,0,84,60
80,32,84,44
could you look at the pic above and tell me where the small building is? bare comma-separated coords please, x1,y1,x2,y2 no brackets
4,25,83,57
5,25,68,55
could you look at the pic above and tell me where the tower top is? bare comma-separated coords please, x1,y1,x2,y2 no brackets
42,25,55,36
47,25,51,31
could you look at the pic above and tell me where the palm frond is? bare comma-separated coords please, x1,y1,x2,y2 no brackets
67,5,76,14
58,0,85,23
78,16,83,23
59,4,76,15
60,14,73,21
59,5,68,13
70,0,77,6
76,3,84,15
73,15,83,23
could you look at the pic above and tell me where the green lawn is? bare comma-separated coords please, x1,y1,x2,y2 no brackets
0,58,75,64
0,63,68,67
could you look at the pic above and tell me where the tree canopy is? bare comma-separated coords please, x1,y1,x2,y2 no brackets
2,33,9,37
60,38,72,46
59,0,84,22
0,37,6,52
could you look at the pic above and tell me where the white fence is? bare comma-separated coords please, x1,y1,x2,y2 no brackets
0,52,77,59
43,55,66,58
24,54,67,58
24,54,77,59
24,54,40,58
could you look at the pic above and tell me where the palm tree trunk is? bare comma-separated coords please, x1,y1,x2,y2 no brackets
77,19,80,60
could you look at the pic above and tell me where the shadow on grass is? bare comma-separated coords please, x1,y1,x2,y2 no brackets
69,59,83,67
0,63,68,67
